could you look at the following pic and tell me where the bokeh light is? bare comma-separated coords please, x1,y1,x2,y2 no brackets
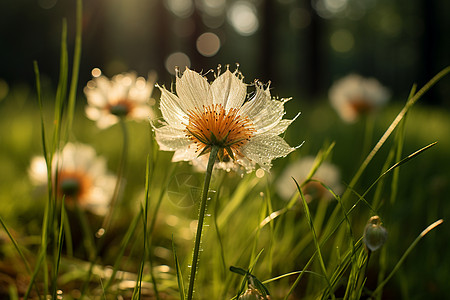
330,29,354,53
165,0,194,18
37,0,58,10
165,52,191,75
91,68,102,78
227,1,259,36
196,32,221,57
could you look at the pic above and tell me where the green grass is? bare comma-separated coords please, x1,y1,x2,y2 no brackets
1,78,449,298
0,3,449,298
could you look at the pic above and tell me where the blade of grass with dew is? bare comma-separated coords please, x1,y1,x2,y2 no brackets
370,219,444,297
51,200,65,299
294,179,331,293
66,0,82,134
172,237,186,300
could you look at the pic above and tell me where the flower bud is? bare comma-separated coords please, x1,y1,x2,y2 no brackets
363,215,388,252
238,286,270,300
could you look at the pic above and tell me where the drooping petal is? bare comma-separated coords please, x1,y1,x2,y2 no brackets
239,85,284,134
159,86,188,130
176,68,211,111
241,134,295,171
211,69,247,110
154,125,192,151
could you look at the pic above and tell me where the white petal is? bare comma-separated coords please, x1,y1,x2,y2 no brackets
176,68,211,111
239,85,284,134
172,145,198,162
211,69,247,110
84,87,108,107
268,119,295,136
97,114,119,129
154,125,192,151
130,105,153,121
159,86,188,130
241,135,295,171
85,106,102,121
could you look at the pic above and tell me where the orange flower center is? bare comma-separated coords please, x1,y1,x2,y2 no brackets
349,97,374,115
185,104,255,160
57,170,92,204
108,99,134,117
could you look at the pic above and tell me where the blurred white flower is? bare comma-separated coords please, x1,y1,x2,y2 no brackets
84,70,156,129
29,143,116,215
329,74,390,123
153,66,298,172
276,156,342,202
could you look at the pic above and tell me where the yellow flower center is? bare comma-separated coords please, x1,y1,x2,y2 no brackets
185,104,255,160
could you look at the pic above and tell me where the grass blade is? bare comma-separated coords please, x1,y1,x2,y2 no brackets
294,179,331,291
172,237,186,300
66,0,83,134
370,219,444,297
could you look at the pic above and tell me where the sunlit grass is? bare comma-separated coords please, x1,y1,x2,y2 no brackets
0,3,449,299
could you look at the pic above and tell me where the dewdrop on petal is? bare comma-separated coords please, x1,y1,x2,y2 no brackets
363,215,388,252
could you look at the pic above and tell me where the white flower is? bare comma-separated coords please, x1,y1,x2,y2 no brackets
276,156,342,202
28,143,116,216
84,70,156,129
153,66,298,172
329,74,390,123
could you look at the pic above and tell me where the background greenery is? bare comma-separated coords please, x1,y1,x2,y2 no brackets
0,0,449,299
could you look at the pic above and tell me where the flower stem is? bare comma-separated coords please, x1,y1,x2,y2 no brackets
99,118,128,235
187,145,219,300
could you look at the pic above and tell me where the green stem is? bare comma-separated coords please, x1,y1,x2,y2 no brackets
99,118,129,235
187,146,219,300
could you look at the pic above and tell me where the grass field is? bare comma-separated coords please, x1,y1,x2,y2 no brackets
0,66,449,299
